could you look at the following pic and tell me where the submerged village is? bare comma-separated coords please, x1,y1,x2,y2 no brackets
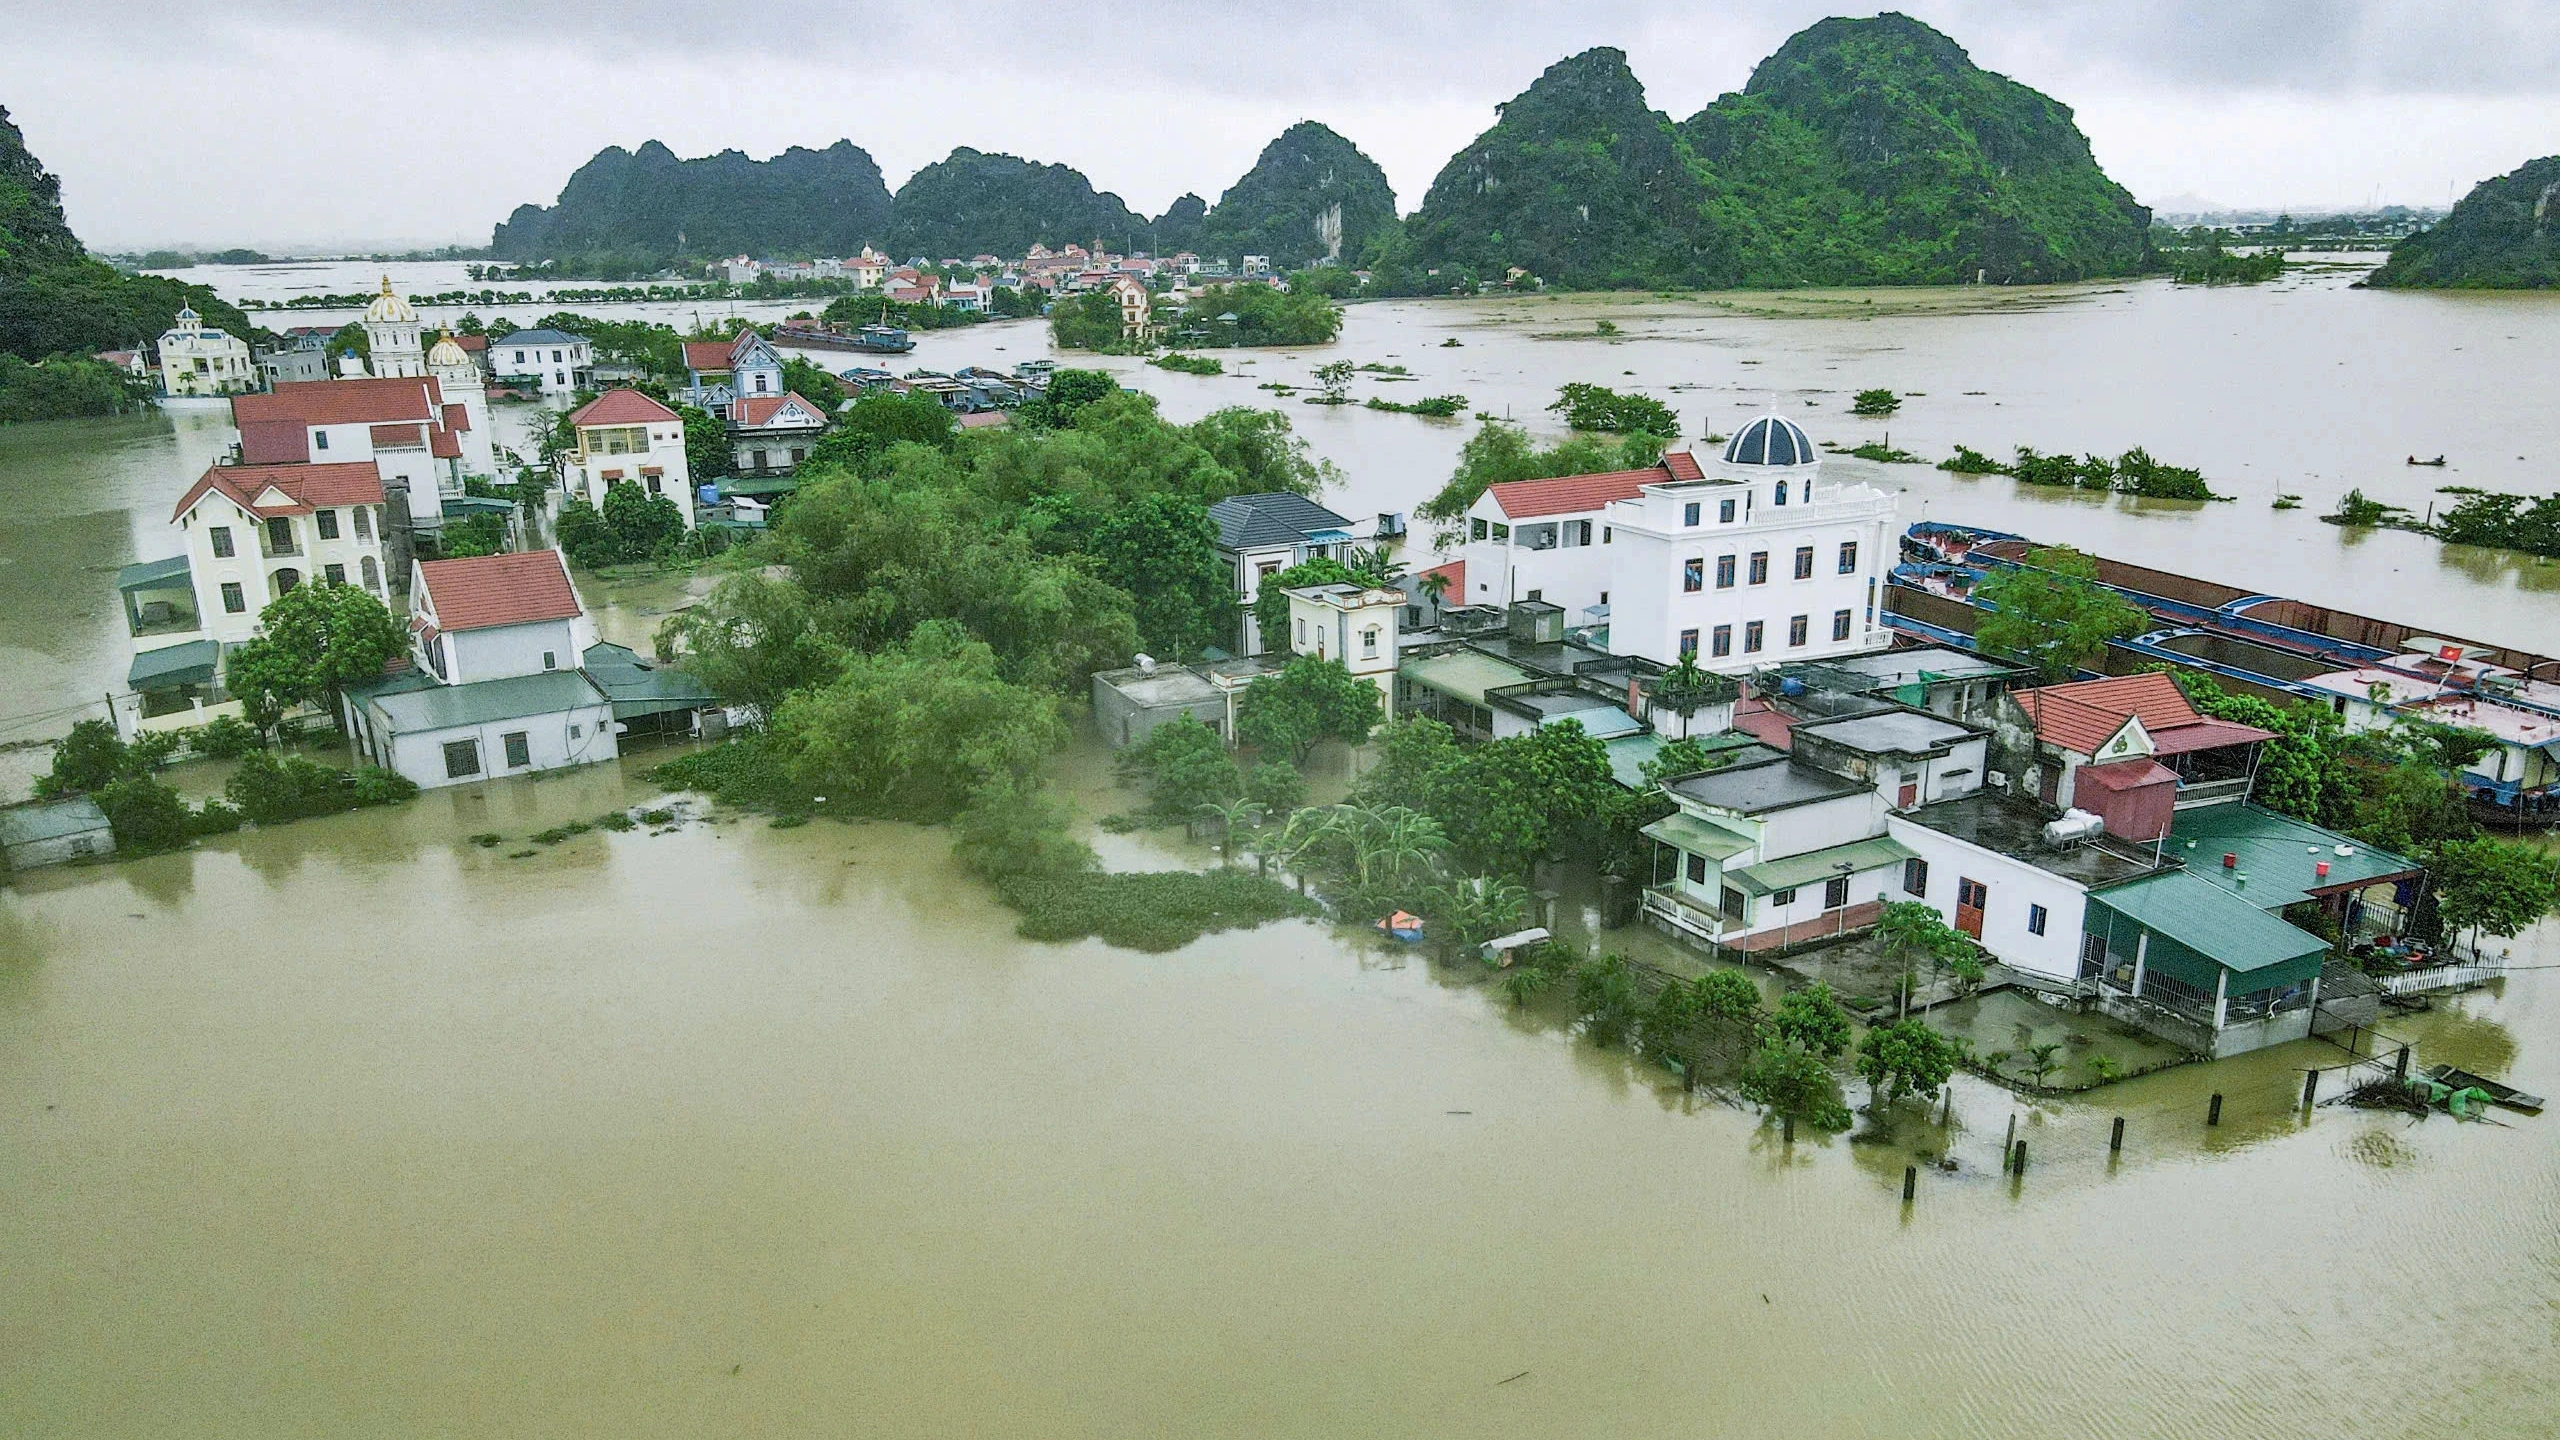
7,250,2553,1144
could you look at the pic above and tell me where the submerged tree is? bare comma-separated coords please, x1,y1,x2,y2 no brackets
1970,546,2148,682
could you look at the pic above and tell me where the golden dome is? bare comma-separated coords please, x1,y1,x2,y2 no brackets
427,333,470,368
364,275,417,325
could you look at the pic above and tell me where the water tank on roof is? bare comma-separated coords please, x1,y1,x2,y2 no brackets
2042,809,2107,848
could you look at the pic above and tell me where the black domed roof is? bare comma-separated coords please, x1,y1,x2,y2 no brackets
1723,415,1815,467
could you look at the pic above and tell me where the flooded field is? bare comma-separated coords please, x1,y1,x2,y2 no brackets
2,755,2554,1436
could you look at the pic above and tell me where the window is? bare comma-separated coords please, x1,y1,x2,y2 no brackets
1721,887,1746,920
361,556,380,591
324,563,345,586
1711,624,1732,657
1361,627,1378,658
1793,545,1814,580
1526,589,1542,601
514,350,526,363
1683,502,1701,526
1743,620,1765,653
755,373,770,393
1686,853,1708,884
266,517,294,552
316,509,339,540
313,431,329,450
551,350,563,364
354,506,373,541
1903,857,1928,896
569,724,583,738
1719,498,1736,523
1957,877,1989,910
542,650,558,671
220,581,245,613
1490,523,1508,542
2028,903,2049,936
1772,887,1798,907
210,526,234,558
1598,591,1609,605
1683,558,1705,593
1296,618,1307,645
1715,555,1736,589
1833,609,1853,641
1470,518,1488,541
791,447,808,465
1824,875,1851,910
1678,628,1699,658
1788,615,1809,647
1838,540,1858,574
503,731,532,769
1602,526,1612,544
443,740,482,779
1748,552,1769,585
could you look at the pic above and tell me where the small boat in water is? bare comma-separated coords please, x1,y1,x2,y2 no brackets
1377,911,1426,943
2422,1064,2544,1113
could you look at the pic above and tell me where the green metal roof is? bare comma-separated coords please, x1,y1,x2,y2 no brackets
581,642,716,719
127,638,220,690
1400,648,1534,708
116,554,192,592
2167,803,2421,911
440,496,517,517
1640,811,1753,861
1604,733,1663,789
2089,869,2331,974
369,670,605,733
1726,835,1916,898
0,796,111,847
722,475,803,499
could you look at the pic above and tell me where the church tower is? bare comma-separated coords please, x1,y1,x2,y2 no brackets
362,276,425,378
428,331,496,476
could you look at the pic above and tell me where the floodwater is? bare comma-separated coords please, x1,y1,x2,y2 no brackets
2,756,2556,1436
6,264,2560,1431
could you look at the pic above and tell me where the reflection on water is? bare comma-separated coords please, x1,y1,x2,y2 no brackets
1,756,2555,1437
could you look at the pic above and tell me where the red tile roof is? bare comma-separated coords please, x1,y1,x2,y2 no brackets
416,550,583,632
1663,450,1705,481
369,421,427,448
682,341,735,372
452,334,488,353
732,392,828,428
1418,559,1464,598
234,377,445,428
2015,672,2272,757
170,461,386,523
2074,758,2177,793
1486,467,1660,519
569,388,678,427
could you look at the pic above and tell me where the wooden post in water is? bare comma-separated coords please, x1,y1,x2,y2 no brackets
1783,1114,1795,1144
2301,1069,2320,1108
2011,1139,2027,1175
1902,1165,1917,1203
1940,1085,1953,1127
2110,1116,2126,1153
2003,1113,2018,1162
2394,1045,2410,1081
2208,1092,2224,1126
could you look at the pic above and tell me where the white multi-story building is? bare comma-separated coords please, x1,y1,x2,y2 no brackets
427,333,496,476
166,461,393,640
1284,583,1403,708
1457,450,1705,618
360,276,426,378
156,304,256,396
230,377,479,557
1603,415,1897,672
558,389,695,527
490,328,594,399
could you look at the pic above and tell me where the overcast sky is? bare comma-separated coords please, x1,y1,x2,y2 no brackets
5,0,2553,251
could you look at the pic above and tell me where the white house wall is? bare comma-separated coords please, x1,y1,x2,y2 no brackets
446,618,586,685
1757,791,1887,858
1884,814,2093,982
380,702,618,790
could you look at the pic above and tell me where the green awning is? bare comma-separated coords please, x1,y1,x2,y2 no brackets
1725,835,1915,898
127,638,220,690
117,555,193,592
2090,869,2330,974
1641,811,1753,862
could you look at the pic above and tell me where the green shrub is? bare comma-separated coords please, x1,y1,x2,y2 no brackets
99,776,191,853
594,812,637,832
1851,388,1901,417
637,808,676,826
468,831,505,847
952,778,1096,882
350,767,418,806
224,751,416,825
997,869,1318,952
188,800,244,836
195,715,260,758
650,738,812,813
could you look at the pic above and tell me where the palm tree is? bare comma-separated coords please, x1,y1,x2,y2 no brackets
1651,655,1717,736
1348,545,1407,587
1197,798,1267,868
1418,569,1453,606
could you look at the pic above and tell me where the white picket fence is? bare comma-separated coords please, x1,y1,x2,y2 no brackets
2376,955,2507,997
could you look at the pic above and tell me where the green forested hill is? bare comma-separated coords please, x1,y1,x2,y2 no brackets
489,140,893,272
1401,13,2152,289
1200,122,1397,269
2367,155,2560,289
1149,193,1208,256
887,149,1150,259
0,103,256,367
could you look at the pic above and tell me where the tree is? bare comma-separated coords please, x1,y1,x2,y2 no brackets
1048,291,1132,352
1183,406,1334,495
1769,982,1852,1059
1197,798,1266,866
1120,716,1241,817
779,356,845,411
804,390,956,473
33,718,128,798
677,403,731,480
1740,1041,1853,1133
1548,382,1678,437
1245,757,1306,816
1353,717,1462,812
952,775,1096,882
1423,874,1534,955
1572,953,1643,1047
1971,547,2148,682
1648,655,1730,738
2432,837,2560,953
1313,360,1354,404
1875,901,1973,1013
1235,655,1382,763
438,513,508,558
773,619,1069,822
1253,556,1360,652
2170,670,2350,823
1855,1019,1967,1108
98,776,190,853
600,483,686,563
1428,722,1617,879
654,572,846,723
223,582,406,738
1089,493,1231,660
1850,388,1901,417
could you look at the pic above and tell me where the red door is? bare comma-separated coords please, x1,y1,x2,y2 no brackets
1954,877,1987,939
1897,781,1919,808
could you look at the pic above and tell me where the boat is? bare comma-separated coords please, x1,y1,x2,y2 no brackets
1377,911,1425,943
2405,455,2448,467
2421,1065,2544,1113
768,322,915,355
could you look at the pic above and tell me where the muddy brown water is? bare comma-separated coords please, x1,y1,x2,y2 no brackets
5,265,2559,1433
2,753,2556,1436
